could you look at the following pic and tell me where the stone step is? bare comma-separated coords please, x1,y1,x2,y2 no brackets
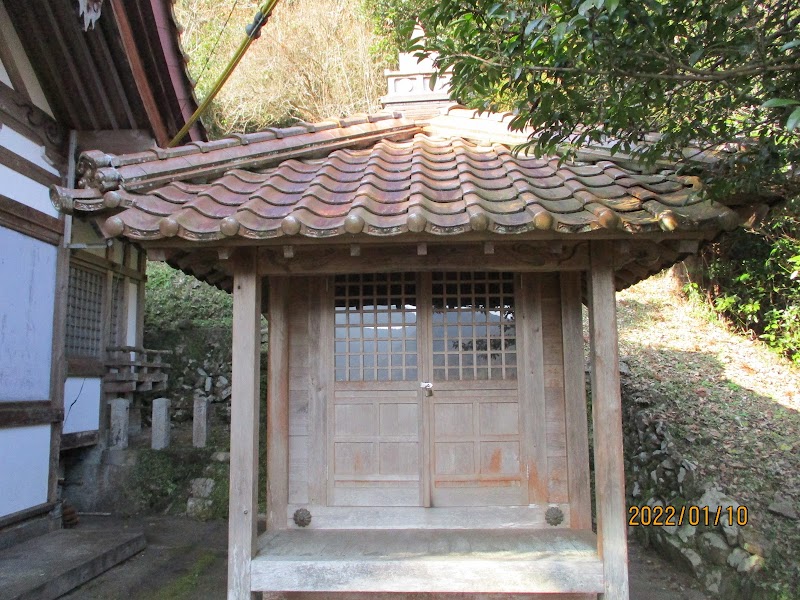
0,527,146,600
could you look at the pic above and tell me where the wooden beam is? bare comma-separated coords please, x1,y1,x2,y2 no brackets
0,402,63,428
0,502,55,531
0,141,59,187
588,240,630,600
60,430,100,450
0,28,30,101
108,0,170,147
0,83,67,167
227,248,261,600
560,272,592,530
0,194,63,246
258,243,589,276
266,276,290,530
518,273,548,504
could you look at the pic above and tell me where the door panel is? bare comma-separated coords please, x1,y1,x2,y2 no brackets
429,383,527,506
328,271,529,508
330,385,421,506
329,273,422,507
428,273,527,507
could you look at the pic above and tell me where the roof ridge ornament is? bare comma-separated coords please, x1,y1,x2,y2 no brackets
381,26,453,120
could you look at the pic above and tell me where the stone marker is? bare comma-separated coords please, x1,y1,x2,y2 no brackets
151,397,171,450
193,397,210,448
109,398,130,449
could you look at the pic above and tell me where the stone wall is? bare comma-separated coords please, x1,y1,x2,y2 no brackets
621,375,769,598
161,327,233,426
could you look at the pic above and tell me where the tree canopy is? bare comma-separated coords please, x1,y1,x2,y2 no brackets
378,0,800,201
364,0,800,361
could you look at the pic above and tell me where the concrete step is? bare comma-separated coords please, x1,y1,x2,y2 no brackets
0,527,145,600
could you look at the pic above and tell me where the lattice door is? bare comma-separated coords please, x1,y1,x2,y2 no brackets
428,272,527,507
330,273,422,506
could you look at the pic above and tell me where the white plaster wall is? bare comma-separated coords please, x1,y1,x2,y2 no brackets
0,56,12,88
0,424,50,517
62,377,102,434
0,125,60,175
0,3,54,117
71,219,107,257
0,226,56,402
0,164,56,217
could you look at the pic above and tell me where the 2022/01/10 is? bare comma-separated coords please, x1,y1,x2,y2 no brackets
628,504,749,527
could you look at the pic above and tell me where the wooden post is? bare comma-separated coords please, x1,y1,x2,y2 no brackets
518,273,548,504
588,241,630,600
560,272,592,529
48,241,69,506
266,276,290,530
227,249,261,600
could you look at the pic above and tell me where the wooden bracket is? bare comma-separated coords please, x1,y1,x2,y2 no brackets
417,243,427,256
350,244,361,257
217,247,235,260
147,248,167,262
283,245,295,259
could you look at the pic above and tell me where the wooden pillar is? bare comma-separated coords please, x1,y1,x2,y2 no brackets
227,249,261,600
560,272,592,529
518,273,548,504
266,276,290,530
48,241,69,506
588,241,629,600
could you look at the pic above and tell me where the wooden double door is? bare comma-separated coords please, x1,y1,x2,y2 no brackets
329,272,530,508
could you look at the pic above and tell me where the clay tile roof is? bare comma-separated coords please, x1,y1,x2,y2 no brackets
52,108,751,243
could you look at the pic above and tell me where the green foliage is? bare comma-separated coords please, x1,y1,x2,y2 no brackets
175,0,388,135
399,0,800,200
699,202,800,363
150,551,219,600
144,262,232,331
360,0,433,64
132,448,210,512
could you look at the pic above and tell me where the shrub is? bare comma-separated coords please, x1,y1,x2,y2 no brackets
696,201,800,363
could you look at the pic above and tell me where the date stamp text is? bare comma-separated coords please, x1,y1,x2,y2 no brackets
628,505,749,527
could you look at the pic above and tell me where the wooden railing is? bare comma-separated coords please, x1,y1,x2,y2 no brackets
104,346,171,394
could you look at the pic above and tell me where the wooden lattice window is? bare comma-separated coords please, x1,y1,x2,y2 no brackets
334,273,418,382
432,272,516,381
65,264,104,358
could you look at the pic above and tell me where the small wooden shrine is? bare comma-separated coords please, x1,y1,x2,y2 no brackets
52,100,772,599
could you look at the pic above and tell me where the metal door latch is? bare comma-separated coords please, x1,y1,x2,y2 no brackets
420,381,433,396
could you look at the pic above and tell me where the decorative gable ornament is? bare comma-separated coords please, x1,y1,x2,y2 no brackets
78,0,104,31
